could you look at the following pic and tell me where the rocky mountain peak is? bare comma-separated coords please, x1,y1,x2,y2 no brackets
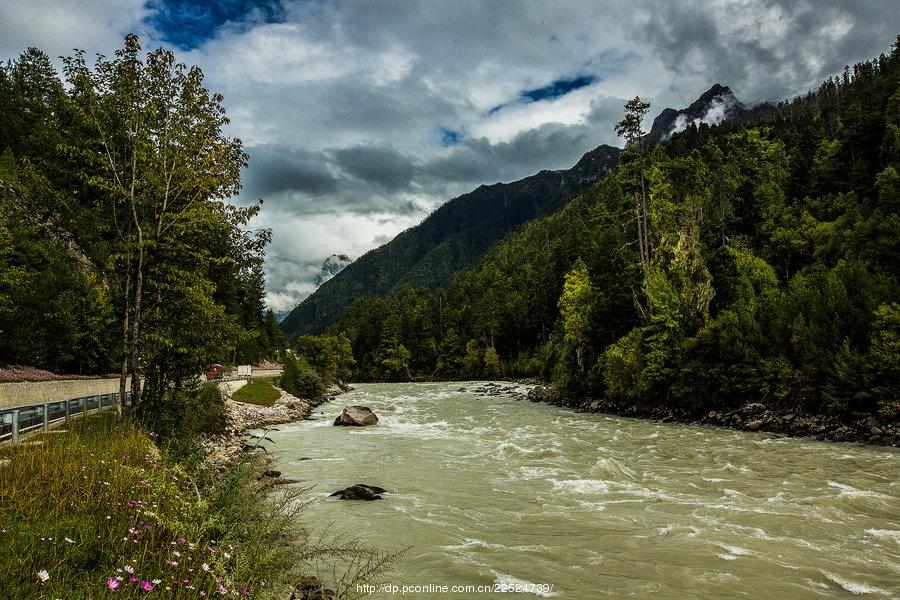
313,253,353,287
647,83,750,142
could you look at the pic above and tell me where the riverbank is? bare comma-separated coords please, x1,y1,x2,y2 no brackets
524,385,900,447
0,412,310,598
203,380,347,478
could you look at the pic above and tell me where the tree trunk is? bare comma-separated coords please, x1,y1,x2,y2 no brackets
118,268,131,419
130,243,143,408
634,189,646,266
639,155,652,263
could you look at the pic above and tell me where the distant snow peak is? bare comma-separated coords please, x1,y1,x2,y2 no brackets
314,253,352,287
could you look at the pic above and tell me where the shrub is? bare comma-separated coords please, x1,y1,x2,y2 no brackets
140,384,227,459
279,354,325,399
294,369,325,400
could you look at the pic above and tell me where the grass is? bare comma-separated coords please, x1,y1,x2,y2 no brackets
0,411,399,598
231,378,281,406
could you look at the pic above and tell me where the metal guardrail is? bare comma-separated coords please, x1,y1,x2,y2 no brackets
0,391,132,444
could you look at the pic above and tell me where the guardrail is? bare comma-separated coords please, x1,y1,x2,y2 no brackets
0,391,132,444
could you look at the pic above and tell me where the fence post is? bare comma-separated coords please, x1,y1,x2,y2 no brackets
11,409,19,444
42,403,49,432
65,399,71,423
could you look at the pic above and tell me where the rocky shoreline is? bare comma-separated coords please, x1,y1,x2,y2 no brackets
525,385,900,447
202,381,347,473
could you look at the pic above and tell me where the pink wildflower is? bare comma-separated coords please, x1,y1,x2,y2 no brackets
107,577,120,590
141,581,153,591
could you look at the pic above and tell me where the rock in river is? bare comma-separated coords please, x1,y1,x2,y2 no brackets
333,405,379,426
330,484,387,501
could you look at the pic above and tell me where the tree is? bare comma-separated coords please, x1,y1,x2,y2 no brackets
616,97,654,320
558,259,594,371
615,97,653,273
483,346,502,377
62,35,255,413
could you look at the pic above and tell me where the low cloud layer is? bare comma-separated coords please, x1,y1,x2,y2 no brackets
2,0,898,310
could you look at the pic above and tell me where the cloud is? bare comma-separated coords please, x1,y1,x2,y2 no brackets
2,0,898,312
331,145,418,191
0,0,148,62
243,145,338,197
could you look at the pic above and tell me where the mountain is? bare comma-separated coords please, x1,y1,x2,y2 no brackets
280,83,775,339
647,84,775,142
280,144,622,338
313,254,353,287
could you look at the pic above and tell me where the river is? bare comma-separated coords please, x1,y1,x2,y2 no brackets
263,382,899,599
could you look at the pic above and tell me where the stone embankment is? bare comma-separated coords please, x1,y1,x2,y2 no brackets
203,381,347,472
524,384,899,446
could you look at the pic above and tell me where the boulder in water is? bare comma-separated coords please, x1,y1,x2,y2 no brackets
333,405,378,426
330,484,387,501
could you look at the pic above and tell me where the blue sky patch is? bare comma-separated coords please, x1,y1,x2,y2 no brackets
144,0,286,50
488,74,598,114
522,74,596,102
437,127,463,146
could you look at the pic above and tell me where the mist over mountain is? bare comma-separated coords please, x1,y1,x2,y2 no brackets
647,84,776,142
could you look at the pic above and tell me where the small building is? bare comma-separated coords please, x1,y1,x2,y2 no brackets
205,364,224,380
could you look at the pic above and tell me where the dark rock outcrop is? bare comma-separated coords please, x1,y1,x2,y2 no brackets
527,385,561,406
333,405,378,426
471,382,527,399
330,484,387,501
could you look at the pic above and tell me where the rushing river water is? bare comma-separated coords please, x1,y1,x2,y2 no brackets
264,382,899,599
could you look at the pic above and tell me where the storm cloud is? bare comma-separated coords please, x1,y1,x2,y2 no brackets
1,0,898,310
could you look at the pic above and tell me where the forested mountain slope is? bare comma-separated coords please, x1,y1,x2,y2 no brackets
323,39,900,423
280,144,621,337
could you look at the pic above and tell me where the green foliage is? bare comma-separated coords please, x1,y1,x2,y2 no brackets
0,36,279,410
280,352,301,395
140,385,227,458
867,303,900,418
294,369,326,400
483,346,502,377
559,259,594,370
294,334,354,383
279,353,325,399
